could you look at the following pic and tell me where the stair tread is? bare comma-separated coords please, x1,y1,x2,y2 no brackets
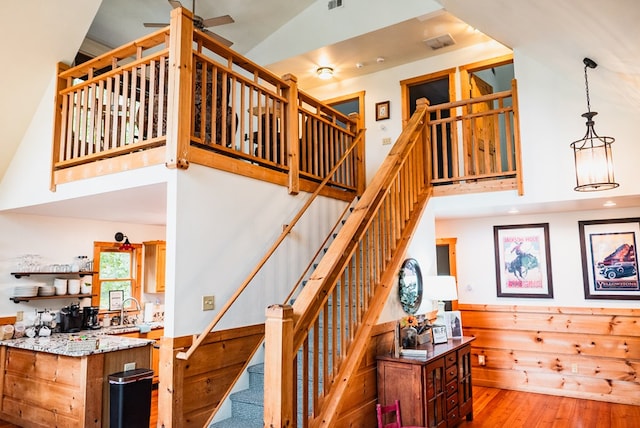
210,417,263,428
230,387,265,404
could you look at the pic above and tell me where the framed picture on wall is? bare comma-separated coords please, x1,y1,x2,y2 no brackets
493,223,554,298
579,218,640,300
375,101,390,121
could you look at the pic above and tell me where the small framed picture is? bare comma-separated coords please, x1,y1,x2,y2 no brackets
375,101,390,121
109,290,124,311
444,311,463,339
431,325,448,344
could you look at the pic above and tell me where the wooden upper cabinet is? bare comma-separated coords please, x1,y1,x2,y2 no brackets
144,240,166,293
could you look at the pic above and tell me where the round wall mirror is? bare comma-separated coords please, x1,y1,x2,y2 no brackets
398,258,423,314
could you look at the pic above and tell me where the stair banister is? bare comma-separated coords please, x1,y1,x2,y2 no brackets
176,129,365,361
263,99,432,427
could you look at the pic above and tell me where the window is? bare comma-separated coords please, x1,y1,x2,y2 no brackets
92,241,142,311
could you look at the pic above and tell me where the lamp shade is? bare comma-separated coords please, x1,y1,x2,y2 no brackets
423,275,458,301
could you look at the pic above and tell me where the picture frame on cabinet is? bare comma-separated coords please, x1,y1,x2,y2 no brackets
578,218,640,300
431,325,448,344
109,290,124,311
444,310,463,339
493,223,554,298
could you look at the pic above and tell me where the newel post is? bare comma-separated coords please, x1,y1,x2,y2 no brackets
165,6,193,170
264,304,294,427
282,74,300,195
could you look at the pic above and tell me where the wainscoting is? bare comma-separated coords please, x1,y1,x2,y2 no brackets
459,304,640,405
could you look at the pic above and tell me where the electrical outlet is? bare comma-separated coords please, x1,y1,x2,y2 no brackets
382,137,392,145
202,295,215,311
124,362,136,371
16,311,23,322
478,355,486,366
571,363,578,373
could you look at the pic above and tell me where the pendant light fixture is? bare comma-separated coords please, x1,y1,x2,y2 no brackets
570,57,618,191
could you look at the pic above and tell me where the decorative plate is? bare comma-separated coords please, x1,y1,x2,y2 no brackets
398,258,423,314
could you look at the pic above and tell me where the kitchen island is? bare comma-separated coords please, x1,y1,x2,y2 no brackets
0,333,153,427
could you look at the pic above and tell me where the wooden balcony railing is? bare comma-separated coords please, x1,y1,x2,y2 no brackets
426,81,523,196
52,7,363,201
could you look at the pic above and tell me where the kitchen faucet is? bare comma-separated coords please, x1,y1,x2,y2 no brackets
120,297,142,326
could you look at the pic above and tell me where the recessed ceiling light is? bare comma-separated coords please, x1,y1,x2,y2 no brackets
508,208,519,214
603,201,616,207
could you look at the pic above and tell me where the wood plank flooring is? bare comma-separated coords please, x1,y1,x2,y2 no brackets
1,386,639,426
460,386,640,428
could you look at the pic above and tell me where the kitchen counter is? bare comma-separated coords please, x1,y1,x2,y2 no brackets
0,330,154,427
0,333,153,357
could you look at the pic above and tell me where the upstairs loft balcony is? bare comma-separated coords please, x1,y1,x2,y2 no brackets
52,7,364,202
51,7,521,200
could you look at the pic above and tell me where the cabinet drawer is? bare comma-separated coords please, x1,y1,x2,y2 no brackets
447,392,459,412
446,379,458,396
445,366,458,383
445,352,457,368
448,408,460,426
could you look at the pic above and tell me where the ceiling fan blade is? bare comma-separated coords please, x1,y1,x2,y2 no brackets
201,15,234,28
144,22,170,28
168,0,183,9
202,28,234,47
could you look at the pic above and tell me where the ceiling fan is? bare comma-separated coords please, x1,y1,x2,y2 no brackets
144,0,235,47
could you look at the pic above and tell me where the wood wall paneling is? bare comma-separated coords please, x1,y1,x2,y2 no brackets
459,304,640,406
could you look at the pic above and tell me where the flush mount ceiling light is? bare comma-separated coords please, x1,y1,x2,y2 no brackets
570,57,618,192
115,232,134,251
316,66,334,80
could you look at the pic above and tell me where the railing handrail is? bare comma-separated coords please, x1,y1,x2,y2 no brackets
59,28,171,80
176,128,365,361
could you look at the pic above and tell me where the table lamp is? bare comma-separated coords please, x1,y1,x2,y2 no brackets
423,275,458,318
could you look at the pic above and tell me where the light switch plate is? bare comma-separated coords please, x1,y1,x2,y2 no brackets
124,362,136,371
202,295,215,311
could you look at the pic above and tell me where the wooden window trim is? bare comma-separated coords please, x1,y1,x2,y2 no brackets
92,241,142,311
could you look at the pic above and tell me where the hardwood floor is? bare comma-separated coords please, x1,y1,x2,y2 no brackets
460,386,640,428
1,386,639,426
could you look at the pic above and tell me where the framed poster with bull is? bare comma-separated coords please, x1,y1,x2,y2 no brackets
493,223,554,298
578,218,640,300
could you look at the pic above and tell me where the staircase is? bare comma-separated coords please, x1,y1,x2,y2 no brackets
210,364,265,428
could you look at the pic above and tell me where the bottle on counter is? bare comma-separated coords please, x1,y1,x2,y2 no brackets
102,314,110,328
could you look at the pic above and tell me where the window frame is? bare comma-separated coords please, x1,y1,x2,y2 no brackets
92,241,142,312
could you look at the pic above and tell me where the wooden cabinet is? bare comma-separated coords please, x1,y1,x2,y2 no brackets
143,240,166,293
377,337,474,428
118,328,163,384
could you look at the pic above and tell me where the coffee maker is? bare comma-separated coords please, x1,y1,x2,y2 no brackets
83,306,101,330
60,303,83,333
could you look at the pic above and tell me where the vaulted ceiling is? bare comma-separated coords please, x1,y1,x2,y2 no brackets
1,0,639,222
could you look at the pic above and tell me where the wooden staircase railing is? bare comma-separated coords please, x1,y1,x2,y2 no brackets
264,99,434,427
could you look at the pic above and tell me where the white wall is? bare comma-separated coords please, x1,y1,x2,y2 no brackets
164,165,348,337
436,206,640,308
0,212,165,317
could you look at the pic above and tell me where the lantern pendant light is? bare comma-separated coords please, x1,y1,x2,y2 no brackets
570,57,618,191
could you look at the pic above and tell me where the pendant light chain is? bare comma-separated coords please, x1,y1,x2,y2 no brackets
584,63,591,114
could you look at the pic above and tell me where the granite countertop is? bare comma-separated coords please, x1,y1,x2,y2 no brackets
0,333,154,357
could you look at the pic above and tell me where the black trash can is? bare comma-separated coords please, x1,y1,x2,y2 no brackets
109,368,154,428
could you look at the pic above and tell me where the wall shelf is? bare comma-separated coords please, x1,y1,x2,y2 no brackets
10,294,93,304
10,271,97,279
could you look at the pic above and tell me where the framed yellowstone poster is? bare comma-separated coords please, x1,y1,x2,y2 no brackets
579,218,640,300
493,223,554,298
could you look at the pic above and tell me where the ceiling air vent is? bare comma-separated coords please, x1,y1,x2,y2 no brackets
328,0,343,10
424,33,455,50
